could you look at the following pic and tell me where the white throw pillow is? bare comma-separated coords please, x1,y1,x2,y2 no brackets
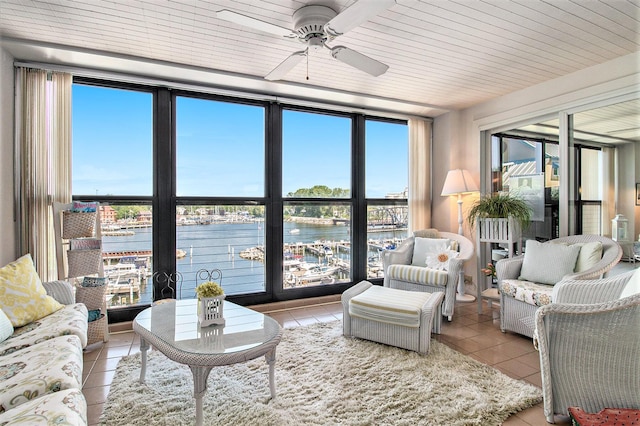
574,242,603,272
620,268,640,299
0,309,13,343
519,240,581,285
411,237,449,267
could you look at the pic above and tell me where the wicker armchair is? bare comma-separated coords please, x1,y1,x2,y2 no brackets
382,229,474,321
496,235,622,337
534,270,640,423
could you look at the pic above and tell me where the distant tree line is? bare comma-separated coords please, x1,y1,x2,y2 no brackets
112,185,351,221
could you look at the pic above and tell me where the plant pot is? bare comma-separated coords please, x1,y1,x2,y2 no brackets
477,217,520,243
197,295,225,327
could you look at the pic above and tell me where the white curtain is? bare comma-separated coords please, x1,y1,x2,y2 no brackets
15,68,72,280
407,118,432,233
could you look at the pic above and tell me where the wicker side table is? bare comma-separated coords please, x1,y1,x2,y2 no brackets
76,285,109,345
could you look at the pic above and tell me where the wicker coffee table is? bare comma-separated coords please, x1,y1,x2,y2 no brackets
133,299,283,426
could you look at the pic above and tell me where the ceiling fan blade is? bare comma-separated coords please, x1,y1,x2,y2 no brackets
331,46,389,77
324,0,396,36
217,9,296,38
265,51,307,81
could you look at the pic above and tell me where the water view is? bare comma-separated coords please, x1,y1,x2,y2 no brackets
102,220,407,308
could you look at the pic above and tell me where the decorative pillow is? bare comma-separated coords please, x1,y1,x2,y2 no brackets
0,309,13,343
574,241,603,272
519,240,581,285
620,268,640,299
82,276,107,287
0,254,64,327
411,237,449,267
413,229,440,239
425,249,459,271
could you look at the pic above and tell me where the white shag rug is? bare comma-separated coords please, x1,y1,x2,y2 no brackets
100,321,541,425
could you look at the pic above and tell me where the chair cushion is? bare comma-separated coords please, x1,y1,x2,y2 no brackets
501,279,553,307
0,254,64,327
349,286,434,327
411,237,450,267
387,264,448,286
519,240,581,285
0,335,83,412
0,303,88,356
0,388,86,426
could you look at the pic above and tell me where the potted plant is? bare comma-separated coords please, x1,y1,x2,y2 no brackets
195,281,224,299
466,193,532,243
196,281,225,326
467,193,532,229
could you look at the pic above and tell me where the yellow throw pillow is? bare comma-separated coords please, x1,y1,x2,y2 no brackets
0,254,64,327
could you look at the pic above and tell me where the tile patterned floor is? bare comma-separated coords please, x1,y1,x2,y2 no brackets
82,296,560,426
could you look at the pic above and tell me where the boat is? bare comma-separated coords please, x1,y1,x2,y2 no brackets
285,264,338,287
289,228,300,235
323,245,333,256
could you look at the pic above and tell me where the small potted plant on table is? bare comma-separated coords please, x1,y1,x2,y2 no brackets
196,281,225,327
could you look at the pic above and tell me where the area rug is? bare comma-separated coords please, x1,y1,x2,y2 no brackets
100,321,541,425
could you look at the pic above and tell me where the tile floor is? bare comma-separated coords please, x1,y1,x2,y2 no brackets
82,262,637,425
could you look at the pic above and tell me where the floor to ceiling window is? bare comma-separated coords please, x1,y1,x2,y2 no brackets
365,119,408,278
282,110,352,290
175,95,267,299
72,82,153,316
71,78,409,321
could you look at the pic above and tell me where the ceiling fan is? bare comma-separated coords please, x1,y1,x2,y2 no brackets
217,1,395,81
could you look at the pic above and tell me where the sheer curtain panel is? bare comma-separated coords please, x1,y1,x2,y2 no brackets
407,118,432,233
15,68,72,281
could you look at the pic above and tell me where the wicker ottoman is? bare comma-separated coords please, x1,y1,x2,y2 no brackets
341,280,444,355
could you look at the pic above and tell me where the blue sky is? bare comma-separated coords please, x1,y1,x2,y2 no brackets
72,84,408,198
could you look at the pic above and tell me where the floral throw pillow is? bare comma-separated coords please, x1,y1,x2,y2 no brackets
425,249,459,271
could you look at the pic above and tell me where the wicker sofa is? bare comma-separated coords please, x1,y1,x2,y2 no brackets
0,278,88,425
496,235,622,338
534,269,640,423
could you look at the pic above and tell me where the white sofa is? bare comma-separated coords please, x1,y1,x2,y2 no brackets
0,279,88,425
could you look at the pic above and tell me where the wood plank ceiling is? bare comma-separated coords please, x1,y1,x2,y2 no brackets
1,0,639,119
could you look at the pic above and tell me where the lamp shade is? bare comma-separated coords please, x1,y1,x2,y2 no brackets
441,169,479,196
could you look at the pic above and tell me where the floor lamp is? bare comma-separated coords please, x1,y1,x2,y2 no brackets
441,169,479,302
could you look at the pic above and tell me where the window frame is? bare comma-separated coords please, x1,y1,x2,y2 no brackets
71,78,409,322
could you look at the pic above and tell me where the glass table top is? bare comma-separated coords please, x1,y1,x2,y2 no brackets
133,299,281,355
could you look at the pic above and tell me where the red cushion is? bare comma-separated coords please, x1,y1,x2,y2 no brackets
568,407,640,426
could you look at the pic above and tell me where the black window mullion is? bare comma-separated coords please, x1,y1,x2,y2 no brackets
152,88,176,301
267,102,284,300
352,114,367,283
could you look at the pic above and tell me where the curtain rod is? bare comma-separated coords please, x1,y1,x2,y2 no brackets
13,60,434,122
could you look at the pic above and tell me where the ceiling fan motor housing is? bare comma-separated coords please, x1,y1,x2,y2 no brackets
292,5,337,46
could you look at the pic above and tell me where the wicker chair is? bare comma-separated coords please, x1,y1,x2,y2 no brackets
496,235,622,338
382,229,474,321
534,270,640,423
